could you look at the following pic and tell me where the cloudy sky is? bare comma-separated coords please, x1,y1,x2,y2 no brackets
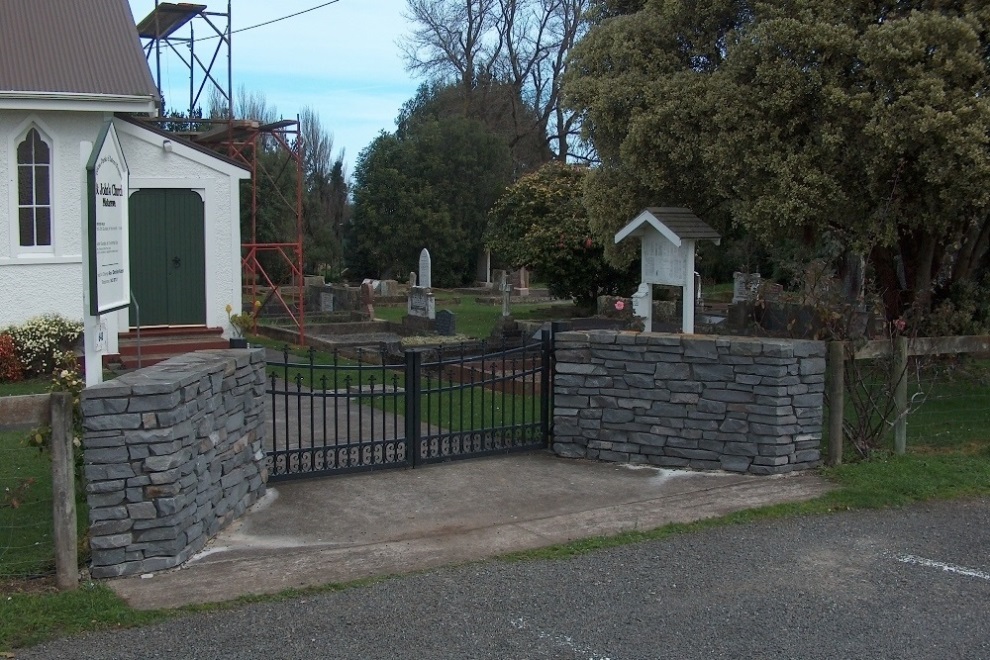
127,0,420,174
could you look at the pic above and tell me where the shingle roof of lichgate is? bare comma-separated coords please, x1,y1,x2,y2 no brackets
0,0,159,101
641,207,722,242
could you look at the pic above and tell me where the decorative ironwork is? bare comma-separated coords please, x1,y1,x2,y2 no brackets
266,331,554,481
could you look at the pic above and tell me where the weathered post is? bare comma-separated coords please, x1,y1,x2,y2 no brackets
827,341,844,466
50,391,78,591
893,335,908,455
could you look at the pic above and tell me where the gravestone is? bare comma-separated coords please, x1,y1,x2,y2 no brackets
319,291,334,312
419,249,432,290
360,281,375,320
512,267,530,297
407,288,436,320
379,279,399,297
435,309,456,336
409,271,417,288
732,272,761,303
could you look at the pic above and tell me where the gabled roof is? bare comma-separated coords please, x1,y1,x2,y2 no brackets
114,114,251,176
614,207,721,246
0,0,159,104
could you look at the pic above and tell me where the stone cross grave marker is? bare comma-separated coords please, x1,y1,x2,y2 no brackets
500,271,512,317
419,249,432,290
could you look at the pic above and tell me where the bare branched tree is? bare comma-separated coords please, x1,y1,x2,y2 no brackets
400,0,592,162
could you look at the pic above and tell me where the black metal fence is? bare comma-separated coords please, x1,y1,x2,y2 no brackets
266,331,553,481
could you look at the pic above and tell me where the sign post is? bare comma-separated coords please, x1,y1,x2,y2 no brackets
83,120,130,386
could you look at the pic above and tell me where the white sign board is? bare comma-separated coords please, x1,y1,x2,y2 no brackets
86,121,130,316
641,232,687,286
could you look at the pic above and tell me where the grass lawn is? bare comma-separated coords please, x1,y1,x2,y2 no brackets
374,290,579,339
0,378,50,397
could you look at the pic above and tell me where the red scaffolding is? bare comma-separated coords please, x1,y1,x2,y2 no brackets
136,3,307,343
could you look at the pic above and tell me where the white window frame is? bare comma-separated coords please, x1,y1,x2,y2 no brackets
11,121,55,255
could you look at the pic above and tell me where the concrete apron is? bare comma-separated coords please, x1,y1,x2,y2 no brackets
109,452,833,610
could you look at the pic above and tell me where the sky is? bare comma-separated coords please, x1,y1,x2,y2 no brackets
127,0,421,175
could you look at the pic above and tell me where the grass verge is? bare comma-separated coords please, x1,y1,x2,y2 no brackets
4,444,989,652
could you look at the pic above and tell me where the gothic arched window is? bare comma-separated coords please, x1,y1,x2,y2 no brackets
16,128,52,248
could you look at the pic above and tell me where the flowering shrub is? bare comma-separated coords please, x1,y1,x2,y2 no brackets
0,332,24,382
26,352,85,476
226,301,261,337
7,314,82,377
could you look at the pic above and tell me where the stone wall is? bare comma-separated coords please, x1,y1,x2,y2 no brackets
553,332,824,474
81,349,268,578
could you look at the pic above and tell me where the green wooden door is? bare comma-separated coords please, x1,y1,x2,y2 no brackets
128,189,206,327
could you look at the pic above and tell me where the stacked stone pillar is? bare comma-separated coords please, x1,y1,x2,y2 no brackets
81,349,268,578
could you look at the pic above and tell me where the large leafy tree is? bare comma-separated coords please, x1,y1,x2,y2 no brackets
486,162,639,308
565,0,990,320
398,80,552,175
347,115,513,286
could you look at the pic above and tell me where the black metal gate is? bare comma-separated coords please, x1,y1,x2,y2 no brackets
266,331,553,481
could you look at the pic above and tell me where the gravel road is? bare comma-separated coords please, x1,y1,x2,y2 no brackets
17,498,990,659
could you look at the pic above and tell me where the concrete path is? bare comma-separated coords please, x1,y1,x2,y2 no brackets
108,452,833,609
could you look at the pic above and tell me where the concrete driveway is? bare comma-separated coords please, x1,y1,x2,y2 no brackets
108,452,832,609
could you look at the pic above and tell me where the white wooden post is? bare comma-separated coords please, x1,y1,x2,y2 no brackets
80,140,104,387
682,240,696,334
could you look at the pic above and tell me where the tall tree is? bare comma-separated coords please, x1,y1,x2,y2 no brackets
300,107,349,273
565,0,990,322
348,115,513,285
401,0,592,162
398,80,551,174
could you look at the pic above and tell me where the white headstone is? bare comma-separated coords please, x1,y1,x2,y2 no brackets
419,249,432,290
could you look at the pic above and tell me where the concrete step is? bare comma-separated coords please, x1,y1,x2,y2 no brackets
107,327,229,369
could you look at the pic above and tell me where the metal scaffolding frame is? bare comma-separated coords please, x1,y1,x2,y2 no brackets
137,1,233,119
136,3,306,343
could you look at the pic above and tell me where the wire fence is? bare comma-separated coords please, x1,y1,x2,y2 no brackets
0,427,58,580
827,338,990,460
905,355,990,451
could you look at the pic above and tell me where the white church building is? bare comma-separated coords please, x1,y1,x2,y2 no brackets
0,0,249,354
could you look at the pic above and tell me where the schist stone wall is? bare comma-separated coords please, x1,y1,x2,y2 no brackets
552,332,825,474
81,350,268,578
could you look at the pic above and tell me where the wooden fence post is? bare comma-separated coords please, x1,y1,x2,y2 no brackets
50,391,78,591
827,341,844,466
893,335,908,455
